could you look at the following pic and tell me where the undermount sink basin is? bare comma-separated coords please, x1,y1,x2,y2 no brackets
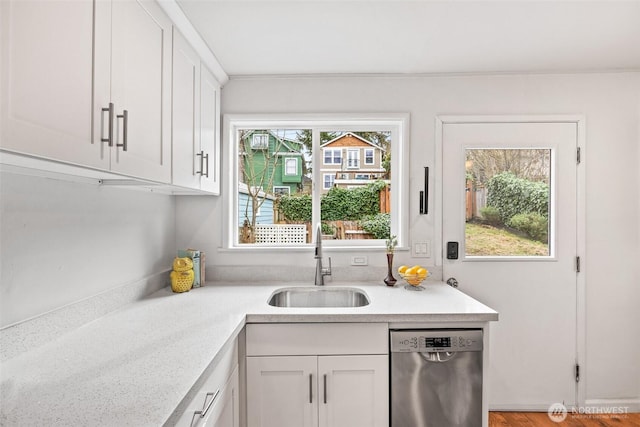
268,287,370,308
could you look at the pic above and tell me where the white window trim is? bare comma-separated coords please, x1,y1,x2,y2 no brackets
364,148,375,165
323,148,341,165
273,186,291,195
223,113,410,250
284,157,298,176
323,173,335,189
251,133,269,149
346,149,360,169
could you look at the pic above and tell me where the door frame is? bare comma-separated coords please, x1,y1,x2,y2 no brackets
435,115,586,407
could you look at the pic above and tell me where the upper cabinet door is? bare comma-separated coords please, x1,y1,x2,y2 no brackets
109,0,172,183
199,64,221,194
172,28,201,189
0,0,107,169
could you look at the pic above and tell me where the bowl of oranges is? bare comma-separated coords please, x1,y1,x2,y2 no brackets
397,265,429,290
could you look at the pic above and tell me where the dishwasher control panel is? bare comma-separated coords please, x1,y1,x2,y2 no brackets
390,329,483,352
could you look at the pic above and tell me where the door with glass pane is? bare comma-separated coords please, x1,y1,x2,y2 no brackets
442,120,579,409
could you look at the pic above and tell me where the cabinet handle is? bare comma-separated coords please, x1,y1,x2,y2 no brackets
116,110,128,152
309,373,313,403
323,374,327,404
101,103,114,146
203,153,209,178
190,389,220,426
196,151,205,175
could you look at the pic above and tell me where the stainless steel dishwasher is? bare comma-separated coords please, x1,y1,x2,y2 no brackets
390,329,483,427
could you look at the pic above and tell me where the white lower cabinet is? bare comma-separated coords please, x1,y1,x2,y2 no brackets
245,323,389,427
247,355,388,427
177,341,239,427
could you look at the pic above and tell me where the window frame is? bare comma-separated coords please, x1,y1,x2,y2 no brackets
364,148,375,165
273,186,291,196
284,157,298,176
346,149,360,169
323,148,342,165
223,113,410,250
251,133,269,149
323,173,335,189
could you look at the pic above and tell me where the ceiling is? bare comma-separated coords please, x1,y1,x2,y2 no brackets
177,0,640,77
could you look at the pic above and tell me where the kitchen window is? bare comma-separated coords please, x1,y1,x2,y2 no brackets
224,114,409,249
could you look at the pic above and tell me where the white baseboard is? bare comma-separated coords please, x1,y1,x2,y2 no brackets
489,399,640,413
584,399,640,413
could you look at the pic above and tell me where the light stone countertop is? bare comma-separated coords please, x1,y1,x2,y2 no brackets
0,281,497,426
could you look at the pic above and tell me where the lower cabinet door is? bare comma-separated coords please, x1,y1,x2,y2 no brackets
246,355,389,427
318,355,389,427
247,356,318,427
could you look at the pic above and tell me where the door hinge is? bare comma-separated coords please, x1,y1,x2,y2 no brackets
576,256,581,273
575,363,580,383
577,147,581,164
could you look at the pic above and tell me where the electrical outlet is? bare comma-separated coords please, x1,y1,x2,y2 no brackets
351,256,368,266
412,241,431,258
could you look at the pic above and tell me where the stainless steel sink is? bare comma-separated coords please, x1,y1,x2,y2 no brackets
268,287,370,308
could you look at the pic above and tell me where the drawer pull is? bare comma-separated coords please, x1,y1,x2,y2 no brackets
191,389,220,425
309,373,313,403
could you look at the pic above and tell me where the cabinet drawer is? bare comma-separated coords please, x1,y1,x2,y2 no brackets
246,323,388,356
176,340,238,426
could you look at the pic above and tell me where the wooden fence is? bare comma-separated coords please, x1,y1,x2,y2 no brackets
466,180,487,220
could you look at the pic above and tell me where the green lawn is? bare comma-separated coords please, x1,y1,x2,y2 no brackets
465,222,548,256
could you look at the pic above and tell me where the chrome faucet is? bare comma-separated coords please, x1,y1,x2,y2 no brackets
314,223,332,286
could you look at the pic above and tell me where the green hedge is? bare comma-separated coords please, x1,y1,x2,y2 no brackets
278,181,385,223
507,212,548,243
486,172,549,223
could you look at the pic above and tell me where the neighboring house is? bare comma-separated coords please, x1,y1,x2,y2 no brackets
240,130,304,196
320,132,388,193
238,183,274,225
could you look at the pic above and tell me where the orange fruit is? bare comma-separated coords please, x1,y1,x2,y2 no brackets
417,267,428,278
397,265,408,274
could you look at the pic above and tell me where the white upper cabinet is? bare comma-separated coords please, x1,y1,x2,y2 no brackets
172,28,202,189
96,0,173,183
199,65,221,194
0,0,104,168
2,0,174,184
171,29,221,194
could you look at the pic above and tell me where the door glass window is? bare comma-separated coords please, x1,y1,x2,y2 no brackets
465,149,551,257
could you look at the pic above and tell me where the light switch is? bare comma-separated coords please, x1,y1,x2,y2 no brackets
351,256,368,266
412,241,431,258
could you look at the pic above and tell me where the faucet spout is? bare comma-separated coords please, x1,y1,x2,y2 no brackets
314,223,331,286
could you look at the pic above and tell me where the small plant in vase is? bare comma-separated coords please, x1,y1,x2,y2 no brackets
384,235,398,286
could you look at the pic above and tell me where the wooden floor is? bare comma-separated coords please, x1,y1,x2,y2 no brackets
490,412,640,426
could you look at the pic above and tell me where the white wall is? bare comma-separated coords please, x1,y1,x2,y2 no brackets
0,172,175,328
176,71,640,404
